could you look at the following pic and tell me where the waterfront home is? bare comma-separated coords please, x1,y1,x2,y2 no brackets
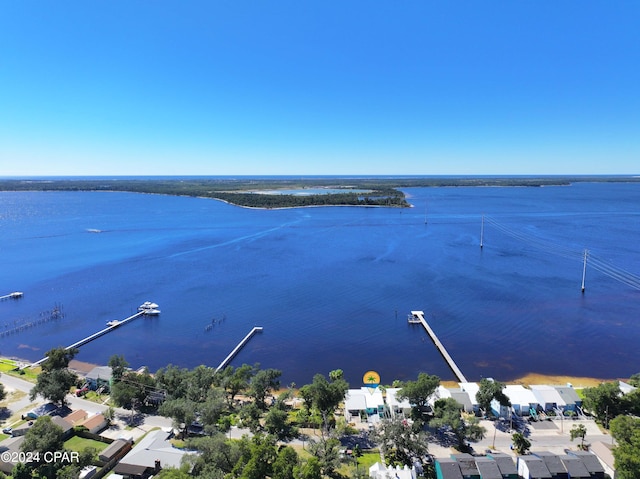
553,386,581,412
429,386,473,413
501,385,539,417
385,387,412,418
85,365,113,391
344,387,385,421
458,382,480,413
529,385,566,413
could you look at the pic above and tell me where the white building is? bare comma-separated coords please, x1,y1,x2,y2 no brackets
385,388,412,418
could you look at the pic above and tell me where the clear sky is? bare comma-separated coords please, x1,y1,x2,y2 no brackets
1,1,639,176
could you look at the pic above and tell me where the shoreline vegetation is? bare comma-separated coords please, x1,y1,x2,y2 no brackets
0,356,626,389
1,175,639,209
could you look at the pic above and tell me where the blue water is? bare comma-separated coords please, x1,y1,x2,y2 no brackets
1,182,639,386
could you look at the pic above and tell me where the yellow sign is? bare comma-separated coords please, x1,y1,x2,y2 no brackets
363,370,380,386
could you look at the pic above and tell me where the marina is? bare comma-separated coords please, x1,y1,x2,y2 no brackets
30,302,159,367
216,326,264,372
409,310,468,383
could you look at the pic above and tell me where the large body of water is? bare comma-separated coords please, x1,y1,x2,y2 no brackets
1,182,639,386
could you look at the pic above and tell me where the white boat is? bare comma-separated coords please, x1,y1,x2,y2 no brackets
138,301,159,311
143,309,161,316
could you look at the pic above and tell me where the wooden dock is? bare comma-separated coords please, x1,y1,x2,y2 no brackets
409,310,468,383
31,303,158,367
0,292,23,301
216,326,263,372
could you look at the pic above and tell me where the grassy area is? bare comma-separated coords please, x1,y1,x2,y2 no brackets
64,435,109,454
0,433,8,441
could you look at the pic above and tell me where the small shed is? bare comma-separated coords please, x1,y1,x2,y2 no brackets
486,452,518,478
473,457,502,479
532,452,568,479
558,455,591,479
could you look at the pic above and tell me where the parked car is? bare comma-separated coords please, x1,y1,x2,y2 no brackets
2,427,12,435
76,387,89,397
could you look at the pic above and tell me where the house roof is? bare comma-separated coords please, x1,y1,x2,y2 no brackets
530,385,566,407
65,409,88,425
458,382,480,405
81,413,106,431
449,390,473,411
86,365,113,380
518,456,552,478
99,439,130,461
115,428,195,472
345,387,384,410
0,436,26,473
559,455,591,478
474,457,502,479
385,388,411,409
568,450,606,473
588,441,615,469
532,451,567,474
436,458,463,479
554,386,581,405
487,452,518,475
450,453,479,476
503,385,538,408
51,416,73,433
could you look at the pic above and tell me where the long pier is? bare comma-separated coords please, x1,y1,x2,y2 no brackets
31,303,158,367
409,311,467,383
0,292,23,301
216,326,263,372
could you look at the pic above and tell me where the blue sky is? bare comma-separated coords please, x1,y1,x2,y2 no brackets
1,1,639,176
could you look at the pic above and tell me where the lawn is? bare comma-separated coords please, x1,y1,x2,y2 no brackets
64,435,109,454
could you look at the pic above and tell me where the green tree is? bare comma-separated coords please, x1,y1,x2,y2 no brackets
0,380,5,402
430,398,485,451
107,354,129,381
20,415,66,477
232,434,277,479
264,404,298,442
185,434,241,477
582,381,622,427
298,373,348,434
370,417,429,467
218,363,256,406
249,368,282,410
476,378,511,416
272,446,299,479
628,372,640,388
306,436,342,476
40,346,79,371
511,432,531,455
159,397,198,438
570,424,587,450
294,456,322,479
29,367,77,406
610,415,640,479
397,373,440,419
155,466,192,478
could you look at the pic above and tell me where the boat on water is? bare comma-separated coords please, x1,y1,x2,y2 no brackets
143,309,161,316
106,320,120,327
138,301,159,311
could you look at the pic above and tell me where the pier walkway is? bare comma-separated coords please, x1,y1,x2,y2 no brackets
0,292,23,301
216,327,263,372
409,311,467,383
31,303,158,367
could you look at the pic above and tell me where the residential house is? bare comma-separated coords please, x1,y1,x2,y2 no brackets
385,388,412,418
99,438,132,463
344,387,385,421
568,448,607,478
451,453,480,478
0,436,26,474
114,428,196,478
435,458,464,479
26,402,58,419
65,409,89,425
430,386,473,413
532,451,568,479
553,386,582,413
530,386,566,413
486,452,518,479
501,385,539,417
517,455,552,479
80,413,108,434
558,455,591,479
85,365,113,391
459,382,480,413
473,457,502,479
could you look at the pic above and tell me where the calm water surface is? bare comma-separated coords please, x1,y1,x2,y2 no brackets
1,183,639,386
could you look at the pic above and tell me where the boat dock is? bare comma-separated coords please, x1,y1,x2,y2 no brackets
409,310,468,383
216,326,263,372
31,302,158,367
0,292,23,301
